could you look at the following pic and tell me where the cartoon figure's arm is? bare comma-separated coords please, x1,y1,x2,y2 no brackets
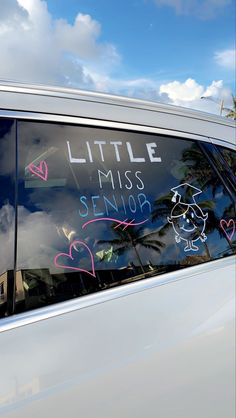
175,234,181,243
200,232,207,242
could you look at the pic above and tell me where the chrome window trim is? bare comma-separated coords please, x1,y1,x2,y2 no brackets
0,256,235,334
0,109,235,150
210,137,236,151
0,109,217,144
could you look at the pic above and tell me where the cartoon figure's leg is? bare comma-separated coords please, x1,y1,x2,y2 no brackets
184,241,191,251
190,240,199,251
184,240,199,251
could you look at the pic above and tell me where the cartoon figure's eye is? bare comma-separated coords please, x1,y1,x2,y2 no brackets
187,218,190,223
191,212,194,218
183,214,186,219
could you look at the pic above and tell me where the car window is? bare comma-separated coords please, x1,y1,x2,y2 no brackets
13,121,236,314
0,118,16,318
218,146,236,176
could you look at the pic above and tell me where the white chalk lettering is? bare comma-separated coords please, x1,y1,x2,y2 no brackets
110,141,122,162
67,140,163,164
97,169,145,191
67,141,86,163
98,170,115,190
124,171,133,190
126,142,145,163
135,171,145,190
146,143,162,162
94,141,106,162
86,141,93,163
117,170,122,189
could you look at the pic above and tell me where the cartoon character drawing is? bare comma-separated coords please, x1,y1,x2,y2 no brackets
167,183,208,252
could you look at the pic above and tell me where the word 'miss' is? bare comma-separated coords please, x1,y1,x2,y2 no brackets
67,140,162,163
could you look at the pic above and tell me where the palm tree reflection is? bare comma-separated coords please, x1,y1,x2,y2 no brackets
98,222,165,274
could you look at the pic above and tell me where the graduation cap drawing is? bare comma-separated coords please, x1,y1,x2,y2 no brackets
170,183,202,205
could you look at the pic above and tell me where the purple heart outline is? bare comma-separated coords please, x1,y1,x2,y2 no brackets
28,160,48,181
54,240,96,278
220,219,235,241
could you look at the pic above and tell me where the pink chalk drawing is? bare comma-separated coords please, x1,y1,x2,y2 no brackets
54,240,96,277
28,160,48,181
220,219,235,241
82,217,148,230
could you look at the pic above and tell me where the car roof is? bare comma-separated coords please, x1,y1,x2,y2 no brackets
0,80,235,147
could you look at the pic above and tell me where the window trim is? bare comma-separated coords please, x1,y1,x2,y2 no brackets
1,108,235,149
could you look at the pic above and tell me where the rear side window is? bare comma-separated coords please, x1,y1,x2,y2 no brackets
218,146,236,176
14,121,236,313
0,118,16,318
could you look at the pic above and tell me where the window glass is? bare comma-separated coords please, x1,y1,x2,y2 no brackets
218,146,236,176
16,121,236,313
0,119,16,318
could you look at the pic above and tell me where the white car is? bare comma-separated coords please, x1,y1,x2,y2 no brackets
0,82,235,418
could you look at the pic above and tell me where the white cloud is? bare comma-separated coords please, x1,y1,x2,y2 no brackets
86,71,159,98
159,78,204,102
0,0,233,116
203,79,224,97
0,0,161,95
0,0,28,23
154,0,231,19
214,48,236,70
54,13,119,65
0,0,120,88
159,78,233,113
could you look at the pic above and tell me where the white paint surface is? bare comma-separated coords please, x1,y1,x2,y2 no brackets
0,257,235,418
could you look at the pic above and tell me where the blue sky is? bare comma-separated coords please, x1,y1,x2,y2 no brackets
46,0,235,84
0,0,235,114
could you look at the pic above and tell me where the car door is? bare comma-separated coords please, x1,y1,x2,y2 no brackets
0,116,235,418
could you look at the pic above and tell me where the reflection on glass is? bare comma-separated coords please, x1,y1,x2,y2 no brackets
0,119,15,318
219,146,236,176
15,121,236,314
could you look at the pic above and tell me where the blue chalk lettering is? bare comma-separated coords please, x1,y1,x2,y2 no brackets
91,195,104,216
138,193,151,213
128,194,137,213
104,194,119,215
79,196,89,217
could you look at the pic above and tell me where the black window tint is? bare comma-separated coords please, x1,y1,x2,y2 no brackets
0,119,16,318
15,121,236,313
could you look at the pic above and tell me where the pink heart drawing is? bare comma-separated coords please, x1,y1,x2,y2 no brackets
28,160,48,181
220,219,235,241
54,240,96,278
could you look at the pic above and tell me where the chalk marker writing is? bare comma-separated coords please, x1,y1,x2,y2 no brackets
67,140,162,164
82,217,148,230
220,219,235,241
78,193,151,218
54,240,96,277
168,183,208,252
97,169,144,190
28,160,48,181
